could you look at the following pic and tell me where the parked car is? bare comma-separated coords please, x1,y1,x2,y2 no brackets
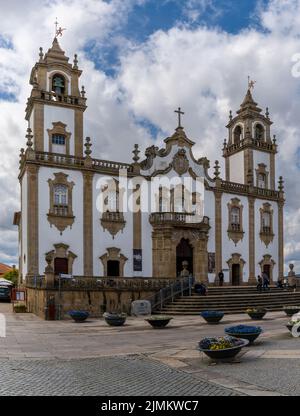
0,280,13,302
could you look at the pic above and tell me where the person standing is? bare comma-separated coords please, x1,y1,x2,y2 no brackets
257,275,263,292
263,272,270,291
218,270,224,287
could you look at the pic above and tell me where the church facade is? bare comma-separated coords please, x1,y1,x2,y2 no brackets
14,37,285,286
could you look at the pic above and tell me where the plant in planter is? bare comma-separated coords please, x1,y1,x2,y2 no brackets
286,317,300,335
198,336,249,360
145,315,173,329
225,325,262,344
13,303,27,313
200,311,224,324
103,312,127,327
68,310,89,323
283,306,300,317
246,308,267,320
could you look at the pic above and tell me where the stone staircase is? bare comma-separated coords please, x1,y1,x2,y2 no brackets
159,286,300,315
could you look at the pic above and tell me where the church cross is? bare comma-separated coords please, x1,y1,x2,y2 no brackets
174,107,184,128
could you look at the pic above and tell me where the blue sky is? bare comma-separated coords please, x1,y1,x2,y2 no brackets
0,0,300,270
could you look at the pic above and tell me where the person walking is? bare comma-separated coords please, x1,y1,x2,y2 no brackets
218,270,224,287
262,272,270,291
257,275,263,292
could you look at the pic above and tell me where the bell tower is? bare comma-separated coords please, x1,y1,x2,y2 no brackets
223,85,277,189
25,36,87,157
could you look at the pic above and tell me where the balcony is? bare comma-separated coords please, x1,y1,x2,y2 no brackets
149,212,209,227
101,211,126,238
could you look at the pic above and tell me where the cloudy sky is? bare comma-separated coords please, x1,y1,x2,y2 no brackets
0,0,299,272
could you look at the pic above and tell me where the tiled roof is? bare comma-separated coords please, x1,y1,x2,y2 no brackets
0,264,12,275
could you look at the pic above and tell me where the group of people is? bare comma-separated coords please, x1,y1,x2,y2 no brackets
256,272,270,291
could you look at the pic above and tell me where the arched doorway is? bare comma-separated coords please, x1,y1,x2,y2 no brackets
176,238,193,277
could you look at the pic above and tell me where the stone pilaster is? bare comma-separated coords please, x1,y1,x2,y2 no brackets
244,148,253,185
83,171,94,276
27,164,39,275
248,196,256,284
33,103,44,152
214,186,223,284
74,109,84,157
270,153,275,189
278,199,284,281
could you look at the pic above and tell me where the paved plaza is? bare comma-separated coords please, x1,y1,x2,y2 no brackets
0,302,299,396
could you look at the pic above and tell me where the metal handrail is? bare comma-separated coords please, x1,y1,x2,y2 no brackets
146,276,194,311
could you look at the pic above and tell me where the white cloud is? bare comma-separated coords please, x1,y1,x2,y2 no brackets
0,0,299,274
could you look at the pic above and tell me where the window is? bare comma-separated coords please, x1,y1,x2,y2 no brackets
52,134,66,146
54,185,68,206
173,185,183,213
52,74,65,95
159,187,170,212
257,173,266,189
230,207,240,230
233,126,243,144
255,124,264,141
259,203,274,246
227,198,244,244
262,212,271,233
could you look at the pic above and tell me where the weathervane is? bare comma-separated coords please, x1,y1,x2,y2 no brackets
54,17,66,38
248,75,256,91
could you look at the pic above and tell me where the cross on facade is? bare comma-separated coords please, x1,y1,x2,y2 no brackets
174,107,184,128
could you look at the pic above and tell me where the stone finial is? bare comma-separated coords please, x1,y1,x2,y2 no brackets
45,253,54,274
84,137,92,156
81,86,86,98
26,128,33,149
223,138,227,149
132,144,140,163
278,176,284,192
229,110,233,121
19,148,25,167
273,134,277,144
266,107,270,119
214,160,220,178
39,47,44,62
73,54,78,69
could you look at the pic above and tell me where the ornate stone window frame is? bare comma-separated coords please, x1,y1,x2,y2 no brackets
47,122,71,155
100,247,128,277
259,202,274,247
100,179,126,238
227,253,246,285
45,243,77,275
259,254,276,283
47,172,75,234
255,163,269,189
227,198,244,245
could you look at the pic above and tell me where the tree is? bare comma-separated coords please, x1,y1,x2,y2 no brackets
3,269,19,286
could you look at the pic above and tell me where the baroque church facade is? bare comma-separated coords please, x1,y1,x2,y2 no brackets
14,37,285,285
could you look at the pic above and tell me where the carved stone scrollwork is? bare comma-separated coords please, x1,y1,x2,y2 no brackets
101,212,126,239
172,149,189,176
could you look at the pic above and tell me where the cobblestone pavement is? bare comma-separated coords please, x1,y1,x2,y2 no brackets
0,355,241,396
1,303,299,396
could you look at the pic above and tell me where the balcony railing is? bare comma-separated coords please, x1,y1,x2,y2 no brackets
229,223,241,231
25,275,179,291
101,211,125,222
53,205,69,216
149,212,209,226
